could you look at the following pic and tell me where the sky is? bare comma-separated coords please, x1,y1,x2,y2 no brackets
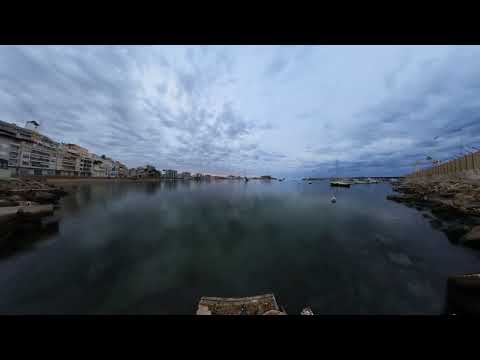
1,45,479,178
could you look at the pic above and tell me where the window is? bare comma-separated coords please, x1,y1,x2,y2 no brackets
0,159,7,169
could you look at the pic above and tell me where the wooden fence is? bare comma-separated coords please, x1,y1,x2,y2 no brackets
409,151,480,178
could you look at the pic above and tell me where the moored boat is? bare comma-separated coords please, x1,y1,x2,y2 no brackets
330,181,351,188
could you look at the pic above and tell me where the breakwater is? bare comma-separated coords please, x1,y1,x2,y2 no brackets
410,151,480,179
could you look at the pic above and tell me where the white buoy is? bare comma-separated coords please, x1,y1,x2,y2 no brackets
331,195,336,203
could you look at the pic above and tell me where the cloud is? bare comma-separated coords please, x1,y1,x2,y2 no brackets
1,45,480,177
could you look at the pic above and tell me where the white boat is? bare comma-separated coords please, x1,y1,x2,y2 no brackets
330,181,351,188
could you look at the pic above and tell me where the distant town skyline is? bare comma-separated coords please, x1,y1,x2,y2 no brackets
1,45,479,177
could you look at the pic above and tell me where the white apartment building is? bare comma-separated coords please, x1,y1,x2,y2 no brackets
0,119,127,178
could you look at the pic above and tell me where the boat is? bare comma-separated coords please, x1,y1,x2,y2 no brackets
330,160,351,187
330,181,351,188
331,195,337,203
308,181,312,184
352,179,369,185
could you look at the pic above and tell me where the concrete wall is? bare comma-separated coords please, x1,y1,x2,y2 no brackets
409,151,480,179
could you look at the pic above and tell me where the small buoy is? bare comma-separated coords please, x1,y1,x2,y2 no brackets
331,196,336,203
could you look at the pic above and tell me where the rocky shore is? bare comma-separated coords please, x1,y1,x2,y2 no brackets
387,177,480,248
0,178,69,253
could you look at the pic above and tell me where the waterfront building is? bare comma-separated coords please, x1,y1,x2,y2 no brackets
63,144,92,177
0,120,128,178
92,155,107,177
128,168,137,177
163,169,178,179
56,143,80,176
135,166,146,178
98,156,113,177
0,120,59,176
180,172,191,180
0,121,16,177
117,162,128,177
145,165,160,177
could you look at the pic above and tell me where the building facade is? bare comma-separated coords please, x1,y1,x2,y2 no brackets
163,169,178,179
180,172,191,180
0,120,127,178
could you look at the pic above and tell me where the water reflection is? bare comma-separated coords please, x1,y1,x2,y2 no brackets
0,180,479,314
0,214,60,259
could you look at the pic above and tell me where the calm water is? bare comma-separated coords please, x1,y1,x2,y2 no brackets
0,180,479,314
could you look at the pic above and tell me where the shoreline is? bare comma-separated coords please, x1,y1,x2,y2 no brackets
44,177,162,185
387,176,480,248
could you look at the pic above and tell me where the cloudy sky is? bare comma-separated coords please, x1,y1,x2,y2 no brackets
1,45,479,177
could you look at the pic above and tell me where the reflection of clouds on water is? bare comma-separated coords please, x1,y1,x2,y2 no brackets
0,181,479,314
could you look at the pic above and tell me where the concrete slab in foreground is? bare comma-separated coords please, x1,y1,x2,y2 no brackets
197,294,281,315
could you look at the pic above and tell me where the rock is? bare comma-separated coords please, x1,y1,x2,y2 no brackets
386,194,419,203
32,192,58,204
17,204,54,219
49,188,69,197
263,310,287,315
460,226,480,247
9,195,23,202
0,206,20,225
0,199,19,207
196,305,212,315
443,224,470,243
300,307,314,315
429,219,443,229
